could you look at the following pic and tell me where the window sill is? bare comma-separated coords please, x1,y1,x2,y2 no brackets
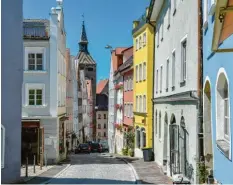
216,139,230,160
172,86,175,91
23,104,47,108
180,80,186,87
24,70,47,74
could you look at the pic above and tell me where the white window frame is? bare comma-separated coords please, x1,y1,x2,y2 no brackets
209,0,216,15
25,83,46,107
136,96,138,112
143,62,146,80
181,35,187,82
136,39,139,51
140,95,143,112
173,0,177,15
139,36,142,49
143,32,147,47
1,125,5,169
136,65,139,82
166,58,169,90
160,66,163,92
143,95,146,113
139,64,142,82
24,47,46,72
224,98,230,140
203,0,208,29
156,69,159,93
167,5,171,28
172,50,176,88
215,68,231,160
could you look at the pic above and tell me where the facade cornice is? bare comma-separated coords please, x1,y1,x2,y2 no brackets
152,91,198,104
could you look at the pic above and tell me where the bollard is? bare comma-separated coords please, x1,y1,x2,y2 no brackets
25,157,28,177
33,155,36,173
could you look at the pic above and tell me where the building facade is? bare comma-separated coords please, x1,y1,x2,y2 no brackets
21,0,67,165
133,9,154,158
203,0,233,183
149,0,201,183
65,49,74,151
86,80,93,141
76,21,97,141
1,0,23,183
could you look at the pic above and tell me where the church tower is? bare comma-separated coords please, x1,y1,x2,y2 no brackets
76,20,97,140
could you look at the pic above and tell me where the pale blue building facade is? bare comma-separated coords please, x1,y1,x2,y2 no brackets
203,0,233,183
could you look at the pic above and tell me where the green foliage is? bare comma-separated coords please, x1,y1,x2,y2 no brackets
197,161,209,184
122,147,128,155
124,130,135,149
128,148,134,157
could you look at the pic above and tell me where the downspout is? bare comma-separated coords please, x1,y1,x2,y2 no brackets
148,20,156,159
197,0,204,183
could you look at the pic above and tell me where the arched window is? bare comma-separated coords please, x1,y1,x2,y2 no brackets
216,69,231,159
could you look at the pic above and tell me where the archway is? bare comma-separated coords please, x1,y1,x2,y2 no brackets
169,114,180,175
204,78,214,171
163,112,168,174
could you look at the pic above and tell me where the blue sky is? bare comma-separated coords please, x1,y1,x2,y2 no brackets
23,0,150,82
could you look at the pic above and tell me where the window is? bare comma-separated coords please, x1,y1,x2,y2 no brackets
161,21,164,41
87,67,93,71
143,95,146,112
159,112,162,138
136,96,138,112
131,104,133,117
156,69,159,93
131,77,133,90
155,110,158,135
216,70,231,159
28,89,42,105
157,28,160,47
104,124,106,129
104,132,106,137
139,36,142,49
1,125,5,168
143,32,146,46
160,66,163,93
136,66,139,82
181,39,187,82
124,79,127,91
172,51,176,88
104,114,107,119
203,0,208,29
140,96,143,112
139,64,142,81
173,0,177,15
98,124,101,129
98,132,101,137
28,53,43,70
143,63,146,80
209,0,216,15
136,39,139,51
167,5,171,28
166,59,169,91
98,114,101,119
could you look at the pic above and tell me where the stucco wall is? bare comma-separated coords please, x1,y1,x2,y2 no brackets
203,6,233,182
1,0,23,183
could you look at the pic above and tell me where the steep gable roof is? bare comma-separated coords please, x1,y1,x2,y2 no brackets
96,79,109,94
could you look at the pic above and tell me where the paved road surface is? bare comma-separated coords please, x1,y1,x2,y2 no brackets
48,153,136,184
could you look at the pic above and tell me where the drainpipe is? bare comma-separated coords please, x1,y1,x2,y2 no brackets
147,20,156,159
197,0,204,182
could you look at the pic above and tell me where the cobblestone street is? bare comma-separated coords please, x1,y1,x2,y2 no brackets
47,153,136,184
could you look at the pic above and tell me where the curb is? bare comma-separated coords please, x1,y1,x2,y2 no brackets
41,164,71,184
117,157,141,184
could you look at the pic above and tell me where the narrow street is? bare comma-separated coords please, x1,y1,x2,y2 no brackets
47,153,136,184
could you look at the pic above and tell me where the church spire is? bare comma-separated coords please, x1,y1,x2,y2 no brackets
79,14,89,53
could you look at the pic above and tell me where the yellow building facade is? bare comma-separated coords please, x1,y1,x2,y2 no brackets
132,10,155,158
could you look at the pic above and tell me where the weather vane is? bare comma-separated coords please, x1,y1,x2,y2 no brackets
82,14,85,22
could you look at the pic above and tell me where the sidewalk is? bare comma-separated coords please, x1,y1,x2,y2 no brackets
112,154,173,184
18,159,70,184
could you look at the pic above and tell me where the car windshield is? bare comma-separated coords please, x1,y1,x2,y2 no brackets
80,144,88,147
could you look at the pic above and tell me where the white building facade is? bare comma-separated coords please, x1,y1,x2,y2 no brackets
22,0,67,164
149,0,200,183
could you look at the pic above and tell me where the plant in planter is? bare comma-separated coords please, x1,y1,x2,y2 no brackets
122,147,128,155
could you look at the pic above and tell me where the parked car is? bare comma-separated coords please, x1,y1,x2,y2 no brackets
75,143,91,154
90,142,102,153
99,141,109,152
